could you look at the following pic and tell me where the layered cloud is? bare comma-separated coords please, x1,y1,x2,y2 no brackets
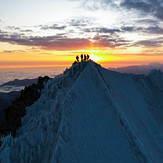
80,0,163,21
120,0,163,21
121,26,163,34
69,18,94,27
0,31,91,50
39,24,66,30
92,35,130,48
134,37,163,47
0,2,163,53
0,20,163,51
83,27,121,34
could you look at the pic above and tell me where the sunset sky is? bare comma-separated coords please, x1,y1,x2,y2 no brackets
0,0,163,68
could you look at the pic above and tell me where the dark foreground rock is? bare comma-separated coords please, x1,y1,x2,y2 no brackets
0,78,38,87
0,76,50,138
0,91,20,124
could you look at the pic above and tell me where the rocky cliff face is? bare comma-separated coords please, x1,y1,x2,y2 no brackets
0,76,50,138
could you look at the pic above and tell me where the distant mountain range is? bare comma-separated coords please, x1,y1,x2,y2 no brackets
0,78,38,87
108,62,163,74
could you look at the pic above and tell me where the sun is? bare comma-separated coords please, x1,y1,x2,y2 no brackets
90,54,102,62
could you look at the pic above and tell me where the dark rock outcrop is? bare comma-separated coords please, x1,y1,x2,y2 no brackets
0,76,50,138
0,91,20,124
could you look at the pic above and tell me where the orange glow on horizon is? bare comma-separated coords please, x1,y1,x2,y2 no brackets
0,41,163,69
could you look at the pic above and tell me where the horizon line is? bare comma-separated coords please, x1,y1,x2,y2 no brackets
0,61,163,69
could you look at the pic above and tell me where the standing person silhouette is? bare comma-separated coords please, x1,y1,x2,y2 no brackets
81,54,83,62
87,54,89,61
84,54,86,61
76,55,79,62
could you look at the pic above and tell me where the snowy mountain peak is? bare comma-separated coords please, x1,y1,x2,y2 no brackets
63,60,99,79
0,61,163,162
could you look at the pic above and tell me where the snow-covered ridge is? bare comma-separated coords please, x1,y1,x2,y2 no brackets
0,61,163,162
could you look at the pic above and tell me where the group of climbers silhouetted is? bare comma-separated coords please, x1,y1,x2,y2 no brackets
73,54,90,65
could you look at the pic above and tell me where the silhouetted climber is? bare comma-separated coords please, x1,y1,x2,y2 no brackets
76,55,79,62
81,54,83,62
73,60,77,65
84,54,86,61
87,54,89,61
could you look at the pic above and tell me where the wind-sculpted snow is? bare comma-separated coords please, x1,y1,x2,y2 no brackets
0,61,163,162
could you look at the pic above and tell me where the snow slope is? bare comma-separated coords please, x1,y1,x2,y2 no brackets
0,61,163,162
